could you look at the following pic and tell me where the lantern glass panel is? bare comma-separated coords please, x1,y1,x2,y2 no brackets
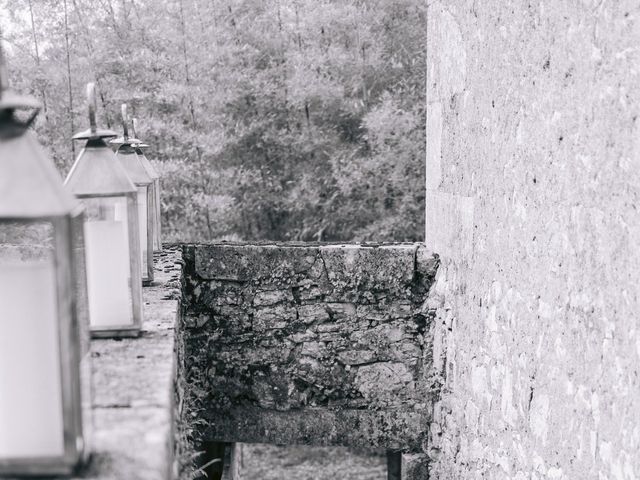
82,195,136,329
0,217,87,475
153,178,162,251
136,185,150,276
0,221,65,459
137,149,162,251
115,147,154,285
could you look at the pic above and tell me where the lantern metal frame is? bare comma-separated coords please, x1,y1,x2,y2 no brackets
0,105,86,479
0,217,87,476
0,49,89,475
131,117,162,252
112,105,155,285
65,84,143,338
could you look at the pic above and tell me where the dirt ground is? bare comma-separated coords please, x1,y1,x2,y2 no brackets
237,444,387,480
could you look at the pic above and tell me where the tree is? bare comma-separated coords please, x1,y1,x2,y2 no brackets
0,0,426,242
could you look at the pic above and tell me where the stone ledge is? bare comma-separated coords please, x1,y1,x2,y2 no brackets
200,406,429,451
72,248,182,480
178,243,440,461
193,242,437,292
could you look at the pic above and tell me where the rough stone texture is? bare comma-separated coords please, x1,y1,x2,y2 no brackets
72,249,182,480
427,2,640,479
179,243,439,452
401,453,430,480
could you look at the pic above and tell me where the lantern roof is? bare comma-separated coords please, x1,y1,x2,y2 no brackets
65,84,137,197
134,148,160,181
65,138,137,196
0,129,80,218
131,118,150,150
110,136,141,147
0,46,78,218
129,117,159,181
115,147,154,184
113,105,155,184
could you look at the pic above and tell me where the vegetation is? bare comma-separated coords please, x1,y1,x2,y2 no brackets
1,0,426,242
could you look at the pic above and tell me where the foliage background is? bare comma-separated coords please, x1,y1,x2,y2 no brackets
1,0,425,242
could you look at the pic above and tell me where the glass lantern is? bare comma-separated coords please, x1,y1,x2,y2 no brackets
112,104,154,285
131,117,162,252
65,84,143,338
0,51,91,476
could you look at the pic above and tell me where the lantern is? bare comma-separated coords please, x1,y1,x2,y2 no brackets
112,105,154,284
131,117,162,252
65,84,143,338
0,49,90,476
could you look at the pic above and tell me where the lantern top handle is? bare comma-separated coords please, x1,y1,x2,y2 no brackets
88,83,98,134
131,117,150,149
0,40,41,122
110,103,141,147
131,117,139,139
72,82,117,141
121,103,130,140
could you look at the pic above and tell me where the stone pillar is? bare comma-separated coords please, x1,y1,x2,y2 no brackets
224,443,243,480
401,453,429,480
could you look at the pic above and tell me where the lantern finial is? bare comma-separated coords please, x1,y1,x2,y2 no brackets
72,82,117,140
110,105,142,147
121,104,129,140
130,117,149,149
87,83,98,136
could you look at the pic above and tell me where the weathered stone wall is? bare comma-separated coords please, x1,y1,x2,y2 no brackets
426,2,640,479
179,243,438,451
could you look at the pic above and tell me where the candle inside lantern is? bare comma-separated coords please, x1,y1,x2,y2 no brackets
0,259,65,457
84,219,132,327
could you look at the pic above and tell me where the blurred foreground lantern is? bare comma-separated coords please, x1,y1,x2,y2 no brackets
111,105,154,284
65,84,143,338
0,49,91,475
131,117,162,252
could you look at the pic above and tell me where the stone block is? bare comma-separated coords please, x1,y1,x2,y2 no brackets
319,244,418,299
355,362,414,399
253,304,297,331
195,244,320,282
326,302,357,320
252,289,293,307
337,349,377,365
301,341,326,357
297,304,330,324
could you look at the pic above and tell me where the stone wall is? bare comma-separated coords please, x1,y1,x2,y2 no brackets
426,2,640,479
178,243,439,452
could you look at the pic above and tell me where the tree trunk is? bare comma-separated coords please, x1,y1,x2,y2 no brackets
27,0,48,121
63,0,75,160
178,0,197,127
71,0,112,127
